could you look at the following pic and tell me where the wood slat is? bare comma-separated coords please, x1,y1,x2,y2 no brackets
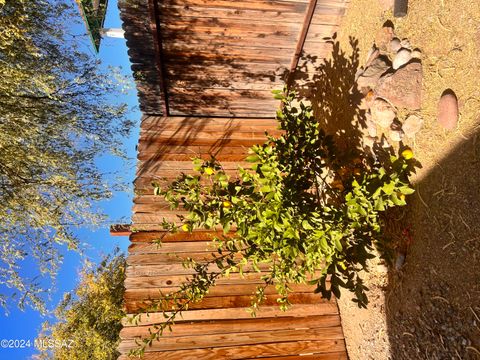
244,354,348,360
122,303,339,326
119,353,348,360
118,339,346,359
118,327,344,353
126,262,268,277
159,3,344,25
125,272,268,289
138,152,250,161
126,251,237,265
140,118,279,133
125,293,338,313
120,314,341,339
140,116,277,128
128,241,215,254
135,137,270,147
124,284,316,300
129,230,228,243
158,0,309,14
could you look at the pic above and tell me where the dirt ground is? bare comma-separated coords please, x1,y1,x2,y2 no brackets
334,1,480,359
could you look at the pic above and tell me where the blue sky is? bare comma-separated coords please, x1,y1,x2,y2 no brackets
0,1,139,358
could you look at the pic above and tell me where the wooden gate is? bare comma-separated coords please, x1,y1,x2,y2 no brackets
117,0,350,358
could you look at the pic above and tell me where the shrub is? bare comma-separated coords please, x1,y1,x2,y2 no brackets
133,90,416,354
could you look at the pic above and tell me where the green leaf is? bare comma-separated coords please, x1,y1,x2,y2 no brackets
246,154,260,163
302,220,314,230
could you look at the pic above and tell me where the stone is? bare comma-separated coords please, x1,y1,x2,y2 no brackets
365,47,380,67
411,48,422,59
375,26,395,51
390,129,404,142
437,90,459,130
356,57,391,90
390,38,402,52
355,67,365,81
378,0,394,11
393,48,412,70
371,98,396,128
400,38,412,49
376,62,423,110
403,114,424,137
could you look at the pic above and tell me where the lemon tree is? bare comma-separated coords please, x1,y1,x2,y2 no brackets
137,91,416,354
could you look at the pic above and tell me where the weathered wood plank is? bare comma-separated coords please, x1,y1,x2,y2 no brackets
135,136,272,146
126,251,238,265
159,3,344,25
122,303,339,326
137,152,249,161
118,339,346,359
126,262,268,277
125,272,268,289
128,241,215,254
125,293,337,313
129,230,229,243
158,0,309,13
124,284,316,300
140,116,278,131
118,327,345,353
120,314,341,339
244,354,348,360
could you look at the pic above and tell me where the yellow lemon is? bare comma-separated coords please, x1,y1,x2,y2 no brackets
401,149,414,160
204,167,215,175
181,224,190,232
223,200,232,208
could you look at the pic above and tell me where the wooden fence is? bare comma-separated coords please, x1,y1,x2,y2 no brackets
118,0,350,358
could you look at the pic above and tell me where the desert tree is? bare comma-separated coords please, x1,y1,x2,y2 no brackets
0,0,134,312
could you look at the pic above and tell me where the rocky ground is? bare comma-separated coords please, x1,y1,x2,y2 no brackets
333,1,480,359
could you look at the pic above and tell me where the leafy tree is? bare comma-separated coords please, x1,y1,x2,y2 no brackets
0,0,133,312
131,91,416,355
37,251,126,360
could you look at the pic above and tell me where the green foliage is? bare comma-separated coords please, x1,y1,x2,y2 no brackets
132,91,416,355
0,0,133,312
37,250,126,360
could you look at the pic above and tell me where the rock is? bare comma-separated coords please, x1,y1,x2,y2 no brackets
360,90,375,109
437,90,458,130
376,62,423,110
378,0,394,10
403,114,424,137
393,48,412,70
355,67,365,81
365,47,380,67
400,38,412,49
371,98,396,128
357,57,391,90
390,129,404,142
390,37,402,52
411,48,422,59
375,26,395,51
